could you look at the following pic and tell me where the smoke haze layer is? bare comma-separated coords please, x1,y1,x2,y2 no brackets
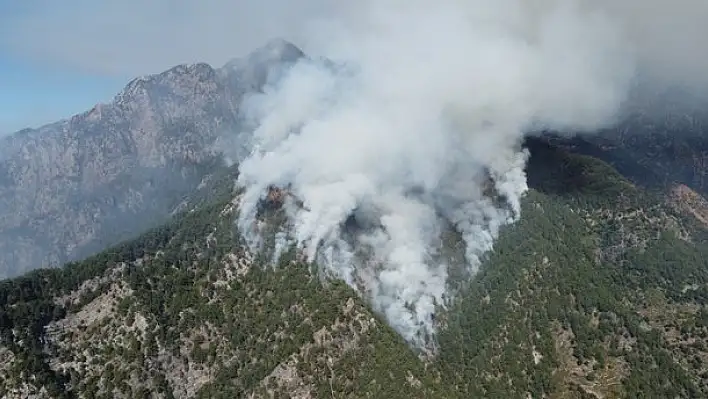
234,0,698,346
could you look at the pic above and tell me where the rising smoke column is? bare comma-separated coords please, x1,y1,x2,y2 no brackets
235,0,635,346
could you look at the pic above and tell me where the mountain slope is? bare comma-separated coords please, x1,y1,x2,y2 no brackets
2,138,708,398
0,39,304,279
437,139,708,398
0,170,454,399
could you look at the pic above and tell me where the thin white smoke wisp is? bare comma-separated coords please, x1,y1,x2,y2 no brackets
235,0,636,347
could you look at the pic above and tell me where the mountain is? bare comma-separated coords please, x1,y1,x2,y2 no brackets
2,39,708,398
2,133,708,398
0,39,304,279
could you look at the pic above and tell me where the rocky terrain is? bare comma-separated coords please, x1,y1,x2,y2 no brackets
0,39,304,279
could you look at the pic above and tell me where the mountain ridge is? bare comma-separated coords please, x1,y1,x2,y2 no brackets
0,39,305,279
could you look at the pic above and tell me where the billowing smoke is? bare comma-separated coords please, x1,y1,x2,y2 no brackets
232,0,690,347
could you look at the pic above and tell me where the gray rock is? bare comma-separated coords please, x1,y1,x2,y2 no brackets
0,39,305,279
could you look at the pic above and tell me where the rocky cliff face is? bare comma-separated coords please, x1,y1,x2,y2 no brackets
0,39,304,279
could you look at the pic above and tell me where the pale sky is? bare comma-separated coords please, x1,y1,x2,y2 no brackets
0,0,341,133
1,0,707,133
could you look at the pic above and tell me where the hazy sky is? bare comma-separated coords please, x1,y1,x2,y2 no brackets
1,0,707,133
0,55,128,134
0,0,337,134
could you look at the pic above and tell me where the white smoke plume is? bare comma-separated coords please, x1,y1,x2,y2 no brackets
235,0,645,347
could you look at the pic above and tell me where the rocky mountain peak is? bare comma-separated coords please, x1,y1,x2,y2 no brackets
221,38,305,91
114,62,218,110
222,38,304,71
0,40,306,279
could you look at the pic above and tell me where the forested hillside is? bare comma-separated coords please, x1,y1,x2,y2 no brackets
2,139,708,398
